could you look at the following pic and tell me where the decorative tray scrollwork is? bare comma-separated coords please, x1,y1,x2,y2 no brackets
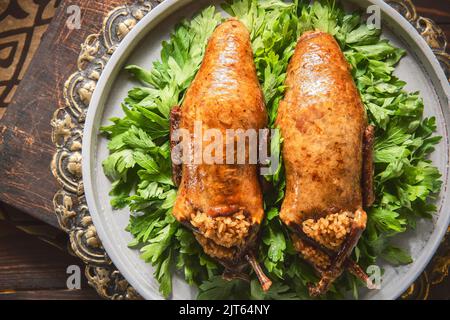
51,0,159,300
50,0,449,300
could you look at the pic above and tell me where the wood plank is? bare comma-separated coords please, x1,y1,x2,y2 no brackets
0,219,95,297
0,202,68,251
0,289,100,300
414,0,450,24
0,0,134,228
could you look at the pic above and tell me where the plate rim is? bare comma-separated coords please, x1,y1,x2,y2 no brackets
82,0,450,300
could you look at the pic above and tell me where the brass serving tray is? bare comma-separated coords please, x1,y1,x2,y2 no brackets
50,0,449,299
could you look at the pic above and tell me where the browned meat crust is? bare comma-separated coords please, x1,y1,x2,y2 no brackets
170,19,271,290
276,30,373,296
276,30,366,226
362,125,375,208
172,19,267,230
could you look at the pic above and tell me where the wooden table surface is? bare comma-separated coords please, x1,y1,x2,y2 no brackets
0,204,99,299
0,0,449,300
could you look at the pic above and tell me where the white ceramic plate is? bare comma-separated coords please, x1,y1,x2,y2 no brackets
83,0,450,300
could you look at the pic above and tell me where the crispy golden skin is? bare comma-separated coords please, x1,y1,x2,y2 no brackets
276,31,367,226
276,31,373,296
172,19,267,245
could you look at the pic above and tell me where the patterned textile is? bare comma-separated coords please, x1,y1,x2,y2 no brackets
0,0,60,116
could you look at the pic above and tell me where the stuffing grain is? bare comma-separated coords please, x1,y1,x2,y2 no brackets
194,233,237,260
190,210,251,248
291,234,330,270
302,211,352,249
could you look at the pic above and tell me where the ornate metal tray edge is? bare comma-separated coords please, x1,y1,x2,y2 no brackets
50,0,449,300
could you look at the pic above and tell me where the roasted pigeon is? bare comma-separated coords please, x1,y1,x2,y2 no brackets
170,19,271,291
276,30,375,296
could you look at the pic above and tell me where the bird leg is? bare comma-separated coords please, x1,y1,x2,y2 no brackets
245,252,272,292
290,225,373,289
308,208,367,296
